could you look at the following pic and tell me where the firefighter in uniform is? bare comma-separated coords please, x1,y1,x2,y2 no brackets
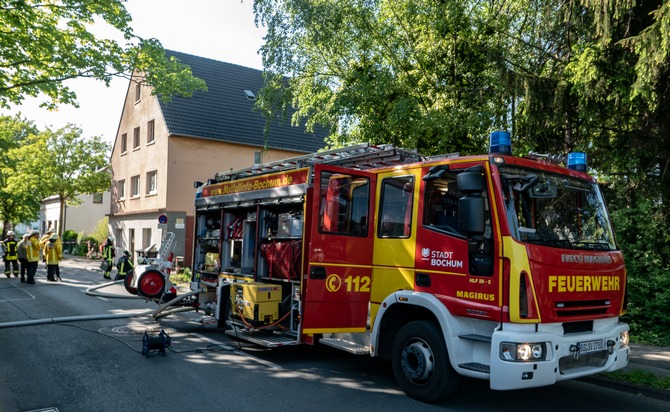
115,250,134,281
102,237,115,279
17,233,29,283
26,231,41,284
44,233,63,282
39,228,54,248
4,231,19,278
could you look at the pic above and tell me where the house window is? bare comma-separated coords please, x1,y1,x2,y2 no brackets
244,89,256,100
121,133,127,153
142,228,152,249
135,83,141,102
117,180,125,200
146,170,157,195
254,151,262,164
133,127,140,149
131,175,140,198
93,193,103,204
147,120,155,144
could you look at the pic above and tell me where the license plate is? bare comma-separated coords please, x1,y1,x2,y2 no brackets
578,339,605,354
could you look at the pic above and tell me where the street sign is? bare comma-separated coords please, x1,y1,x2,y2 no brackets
158,214,168,224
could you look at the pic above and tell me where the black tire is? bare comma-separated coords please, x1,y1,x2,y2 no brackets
217,295,232,329
391,320,460,403
217,284,232,329
137,269,166,299
124,271,138,295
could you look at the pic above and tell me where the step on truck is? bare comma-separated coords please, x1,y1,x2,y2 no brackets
187,132,629,402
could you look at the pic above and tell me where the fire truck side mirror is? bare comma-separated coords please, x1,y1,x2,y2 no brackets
458,197,485,235
457,166,486,236
456,166,485,192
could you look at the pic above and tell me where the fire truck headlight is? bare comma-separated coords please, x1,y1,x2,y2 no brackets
620,331,629,348
500,342,547,362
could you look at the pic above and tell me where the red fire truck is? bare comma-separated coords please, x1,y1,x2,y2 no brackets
184,133,629,402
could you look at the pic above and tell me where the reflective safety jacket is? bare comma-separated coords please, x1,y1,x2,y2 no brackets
103,242,115,262
4,238,18,260
116,256,134,275
26,237,40,263
43,240,62,265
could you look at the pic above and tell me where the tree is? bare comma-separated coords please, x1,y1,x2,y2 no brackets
254,0,516,155
254,0,670,343
0,0,206,109
0,115,40,236
8,124,111,237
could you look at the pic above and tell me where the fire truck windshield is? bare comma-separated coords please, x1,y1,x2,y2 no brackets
499,166,616,251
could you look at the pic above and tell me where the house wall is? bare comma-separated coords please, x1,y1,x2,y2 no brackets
166,136,302,214
110,79,168,217
38,192,110,239
109,79,309,267
40,198,60,234
64,192,111,235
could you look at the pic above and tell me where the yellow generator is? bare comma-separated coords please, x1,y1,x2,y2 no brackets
230,282,281,325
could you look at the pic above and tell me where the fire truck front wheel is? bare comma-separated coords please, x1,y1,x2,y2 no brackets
391,320,459,403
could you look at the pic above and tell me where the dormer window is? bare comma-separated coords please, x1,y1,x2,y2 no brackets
244,89,256,100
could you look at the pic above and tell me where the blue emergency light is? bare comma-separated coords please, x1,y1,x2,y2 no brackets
489,131,512,155
567,152,587,171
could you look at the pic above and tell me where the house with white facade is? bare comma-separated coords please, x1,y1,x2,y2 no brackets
40,191,111,235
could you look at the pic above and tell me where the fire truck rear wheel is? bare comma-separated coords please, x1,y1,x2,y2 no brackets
137,269,166,299
391,320,459,403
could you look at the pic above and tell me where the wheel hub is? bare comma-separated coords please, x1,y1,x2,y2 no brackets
400,340,435,383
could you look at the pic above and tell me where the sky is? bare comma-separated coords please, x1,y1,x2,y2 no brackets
1,0,266,143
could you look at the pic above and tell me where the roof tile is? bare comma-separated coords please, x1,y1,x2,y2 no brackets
158,50,327,153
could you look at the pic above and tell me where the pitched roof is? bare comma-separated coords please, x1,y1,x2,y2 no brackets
158,50,327,153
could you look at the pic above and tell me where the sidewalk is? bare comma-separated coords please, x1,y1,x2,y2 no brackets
59,255,669,401
627,343,670,378
583,343,670,401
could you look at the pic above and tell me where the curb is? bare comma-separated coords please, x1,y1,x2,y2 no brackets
580,375,670,402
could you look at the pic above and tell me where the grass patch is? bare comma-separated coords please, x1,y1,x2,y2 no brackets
603,370,670,390
170,268,192,285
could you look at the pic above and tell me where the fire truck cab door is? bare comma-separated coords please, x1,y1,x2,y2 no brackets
303,164,376,334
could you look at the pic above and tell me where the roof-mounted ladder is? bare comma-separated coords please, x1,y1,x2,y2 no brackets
214,143,425,182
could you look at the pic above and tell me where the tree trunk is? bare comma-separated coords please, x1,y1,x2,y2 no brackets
58,196,66,237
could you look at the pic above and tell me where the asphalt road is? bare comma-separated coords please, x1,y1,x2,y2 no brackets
0,259,668,412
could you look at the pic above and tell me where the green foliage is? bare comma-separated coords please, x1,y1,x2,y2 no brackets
0,115,41,231
7,123,111,237
61,229,79,254
170,267,192,285
90,217,109,245
0,0,206,108
79,235,99,258
610,200,670,345
605,369,670,390
254,0,511,154
61,230,78,242
254,0,670,343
